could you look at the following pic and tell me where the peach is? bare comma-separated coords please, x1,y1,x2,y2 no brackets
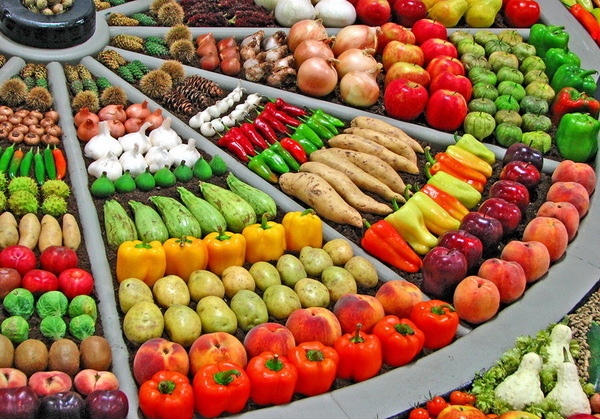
243,322,296,359
333,293,385,334
453,276,500,324
0,368,27,389
536,201,580,241
132,338,189,386
500,240,551,283
73,369,119,396
375,280,423,318
285,307,342,346
551,159,596,195
522,217,569,262
438,405,487,419
189,332,247,376
477,258,527,304
28,371,73,397
546,181,590,218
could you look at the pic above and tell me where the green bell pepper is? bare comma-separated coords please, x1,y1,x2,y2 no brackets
291,123,324,148
454,133,496,165
555,112,600,162
269,142,300,171
550,64,598,97
384,201,438,255
543,47,581,80
260,148,290,174
426,171,482,209
528,24,570,58
248,154,278,183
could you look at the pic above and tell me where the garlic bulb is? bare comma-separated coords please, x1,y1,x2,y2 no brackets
145,145,171,173
148,117,182,150
118,121,152,154
168,138,201,168
84,120,123,160
88,151,123,180
119,143,148,176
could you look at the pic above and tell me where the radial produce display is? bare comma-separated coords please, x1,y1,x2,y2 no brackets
0,0,599,418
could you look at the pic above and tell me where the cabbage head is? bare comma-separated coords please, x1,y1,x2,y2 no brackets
36,291,68,318
1,316,29,343
68,295,97,320
69,314,95,340
40,315,67,340
3,288,35,319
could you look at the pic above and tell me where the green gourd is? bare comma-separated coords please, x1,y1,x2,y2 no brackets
209,155,227,176
129,200,169,243
91,172,115,198
114,170,137,193
103,199,138,249
153,166,176,188
135,168,156,191
192,158,212,180
173,160,193,182
199,182,256,233
177,186,227,236
226,173,277,219
149,195,202,238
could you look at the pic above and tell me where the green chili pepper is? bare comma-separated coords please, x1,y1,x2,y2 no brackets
8,149,24,179
576,0,594,12
310,108,345,127
291,123,324,148
34,147,46,185
248,154,278,183
269,142,300,171
43,145,56,180
528,24,570,58
292,136,318,155
555,112,600,162
260,148,290,174
544,47,581,80
0,144,15,174
550,64,598,97
306,114,338,136
19,149,34,177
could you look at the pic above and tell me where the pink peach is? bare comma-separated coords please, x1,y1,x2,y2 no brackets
375,280,423,318
546,181,590,218
477,258,527,304
243,322,296,359
551,159,596,195
536,201,580,241
333,293,385,334
453,276,500,324
522,217,569,262
132,338,189,385
285,307,342,346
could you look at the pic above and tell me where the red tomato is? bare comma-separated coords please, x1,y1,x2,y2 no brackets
58,268,94,299
465,393,477,405
449,390,469,405
504,0,541,28
409,407,431,419
22,269,58,295
426,396,449,416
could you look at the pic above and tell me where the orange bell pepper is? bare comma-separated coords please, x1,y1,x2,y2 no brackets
203,227,246,276
192,362,250,418
281,209,323,251
287,341,339,396
242,213,286,263
116,240,166,287
138,371,194,419
163,236,208,282
246,352,298,406
333,323,382,382
372,315,425,367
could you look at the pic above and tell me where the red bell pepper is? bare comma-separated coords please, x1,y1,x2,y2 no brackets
419,183,470,222
273,97,306,117
246,352,298,405
240,122,269,150
264,102,302,127
138,371,194,419
409,300,460,350
252,116,278,144
372,315,425,367
287,341,339,396
333,323,383,382
551,86,600,125
425,147,487,193
361,219,422,273
280,137,308,164
192,362,250,418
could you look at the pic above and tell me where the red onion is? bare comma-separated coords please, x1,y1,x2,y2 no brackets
77,119,99,142
294,39,335,68
106,119,126,138
287,19,328,52
98,104,127,123
297,57,339,97
144,109,164,131
124,117,143,133
74,107,99,127
332,25,380,57
125,100,151,120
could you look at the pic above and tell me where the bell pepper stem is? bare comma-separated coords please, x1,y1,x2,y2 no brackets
266,354,284,372
260,212,272,230
431,304,456,315
213,369,241,386
395,323,416,336
306,349,325,362
215,226,231,242
158,380,176,395
350,323,365,344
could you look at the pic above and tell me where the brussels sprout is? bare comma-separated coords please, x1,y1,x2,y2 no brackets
497,81,526,102
520,95,550,115
1,316,29,343
463,112,496,140
40,315,67,340
69,314,95,340
495,122,523,147
3,288,35,319
68,295,98,320
36,291,68,318
522,114,553,133
494,109,523,127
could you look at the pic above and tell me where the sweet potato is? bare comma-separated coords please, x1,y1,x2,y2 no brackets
18,213,41,250
350,116,424,153
324,147,408,195
310,149,404,202
279,172,363,227
38,214,62,252
343,127,417,164
328,134,419,174
0,212,19,249
300,162,393,215
62,213,81,251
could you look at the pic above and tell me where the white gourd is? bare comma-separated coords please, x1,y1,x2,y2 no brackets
545,324,575,371
545,361,591,417
84,120,123,160
494,352,545,410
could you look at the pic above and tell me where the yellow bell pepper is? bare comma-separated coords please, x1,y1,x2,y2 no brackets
203,227,246,276
116,240,167,287
281,209,323,252
445,145,493,178
242,213,286,264
163,236,208,282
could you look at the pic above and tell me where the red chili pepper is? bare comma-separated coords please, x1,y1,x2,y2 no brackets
567,3,600,41
217,135,250,162
52,146,67,180
273,97,306,117
240,122,269,150
258,110,289,134
264,102,301,127
372,316,425,367
228,127,257,156
252,116,278,144
409,300,459,350
279,137,308,164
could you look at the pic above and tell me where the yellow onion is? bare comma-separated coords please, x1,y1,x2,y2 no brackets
339,71,380,107
335,48,382,79
287,19,328,52
293,38,334,68
297,57,339,97
332,25,380,57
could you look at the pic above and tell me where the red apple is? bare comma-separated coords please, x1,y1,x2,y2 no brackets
285,307,342,346
437,404,487,419
478,258,527,304
498,411,541,419
384,78,428,121
489,180,530,211
453,276,501,324
536,201,580,241
500,161,541,190
478,198,522,236
420,38,458,65
356,0,392,26
377,22,416,55
333,293,385,334
421,246,468,299
501,240,551,283
460,212,503,251
40,246,79,275
28,371,73,397
382,41,425,71
73,369,119,396
546,181,590,218
392,0,427,27
21,269,58,296
375,280,423,318
551,159,596,196
411,18,447,45
243,322,296,358
437,230,484,271
522,217,569,262
132,338,189,385
385,62,431,87
0,245,37,277
58,268,94,299
425,89,468,131
0,267,21,299
429,72,472,102
189,332,248,376
426,55,465,79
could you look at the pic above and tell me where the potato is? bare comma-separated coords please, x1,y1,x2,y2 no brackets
299,246,333,277
153,275,190,308
17,213,40,250
230,290,269,332
188,270,224,301
323,238,354,265
62,213,81,251
38,214,62,252
0,212,19,249
249,261,281,291
119,278,154,314
276,254,307,288
321,266,357,302
344,256,378,288
294,278,330,308
123,301,164,345
221,266,255,298
262,284,301,320
196,296,237,334
164,304,201,347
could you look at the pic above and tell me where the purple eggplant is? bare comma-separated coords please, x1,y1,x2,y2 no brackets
0,386,39,419
85,390,129,419
38,391,85,418
502,142,544,171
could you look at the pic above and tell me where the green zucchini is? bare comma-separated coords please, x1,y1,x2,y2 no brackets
226,172,277,219
177,186,226,236
149,195,202,239
129,200,169,243
103,200,138,249
587,322,600,391
199,181,256,233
